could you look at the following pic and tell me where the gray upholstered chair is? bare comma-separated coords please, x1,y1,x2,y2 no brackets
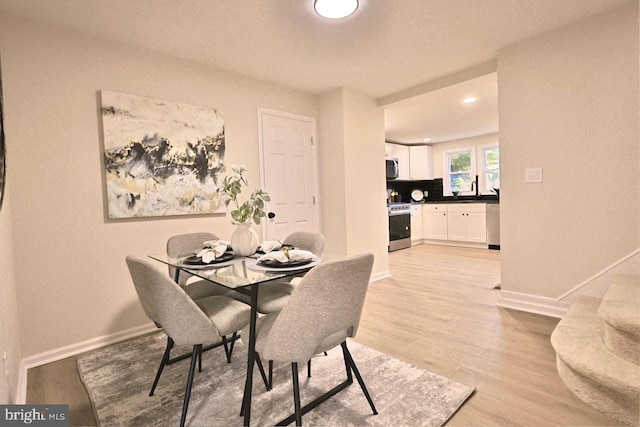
283,231,325,258
166,232,231,300
126,256,251,427
241,253,377,426
245,231,326,314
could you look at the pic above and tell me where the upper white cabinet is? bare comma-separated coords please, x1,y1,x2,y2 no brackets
395,144,410,180
386,143,431,181
385,143,397,158
409,145,433,180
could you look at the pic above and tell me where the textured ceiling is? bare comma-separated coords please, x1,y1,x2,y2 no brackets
0,0,630,142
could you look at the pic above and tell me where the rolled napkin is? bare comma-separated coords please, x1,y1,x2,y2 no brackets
258,249,315,264
202,239,219,247
203,239,231,248
196,242,228,263
259,240,282,253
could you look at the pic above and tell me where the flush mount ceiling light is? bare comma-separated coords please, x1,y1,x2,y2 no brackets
423,138,432,142
463,97,477,104
314,0,359,19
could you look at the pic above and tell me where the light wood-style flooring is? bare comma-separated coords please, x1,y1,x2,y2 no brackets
27,244,622,426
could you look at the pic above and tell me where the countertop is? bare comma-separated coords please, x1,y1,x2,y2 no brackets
413,198,499,205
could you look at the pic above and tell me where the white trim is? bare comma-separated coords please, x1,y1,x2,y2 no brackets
478,143,500,195
442,146,477,196
497,291,569,318
557,248,640,301
256,108,320,238
16,360,27,404
15,323,158,403
370,269,392,282
419,240,488,249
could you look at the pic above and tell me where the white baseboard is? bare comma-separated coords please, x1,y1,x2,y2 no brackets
16,322,158,404
417,239,488,249
371,269,391,282
497,291,570,319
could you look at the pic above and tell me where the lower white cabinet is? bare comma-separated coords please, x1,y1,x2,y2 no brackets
422,204,448,240
446,203,487,243
410,204,423,242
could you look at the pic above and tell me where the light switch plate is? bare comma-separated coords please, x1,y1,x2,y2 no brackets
525,167,543,183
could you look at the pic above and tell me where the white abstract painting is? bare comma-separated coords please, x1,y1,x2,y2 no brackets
101,91,225,218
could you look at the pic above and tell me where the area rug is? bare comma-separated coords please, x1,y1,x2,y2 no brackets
77,332,475,426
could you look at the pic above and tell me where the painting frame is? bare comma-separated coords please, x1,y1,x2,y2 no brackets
101,91,226,219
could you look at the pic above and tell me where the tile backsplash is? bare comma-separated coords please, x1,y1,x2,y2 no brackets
387,178,444,202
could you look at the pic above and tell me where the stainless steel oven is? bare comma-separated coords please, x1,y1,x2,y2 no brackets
388,203,411,251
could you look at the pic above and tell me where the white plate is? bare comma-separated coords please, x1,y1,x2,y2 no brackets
411,189,424,202
247,258,321,272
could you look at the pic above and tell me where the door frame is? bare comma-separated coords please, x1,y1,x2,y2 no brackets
257,107,321,238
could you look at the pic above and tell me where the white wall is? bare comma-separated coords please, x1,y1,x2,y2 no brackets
0,14,318,358
497,2,639,299
0,189,21,403
342,89,389,271
318,88,390,274
318,90,348,253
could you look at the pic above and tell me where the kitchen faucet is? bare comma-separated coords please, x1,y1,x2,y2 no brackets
471,175,479,197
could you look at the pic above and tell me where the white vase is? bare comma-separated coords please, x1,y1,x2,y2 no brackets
230,222,259,256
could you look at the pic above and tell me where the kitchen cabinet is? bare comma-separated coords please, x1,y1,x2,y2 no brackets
385,143,397,158
409,145,433,180
386,143,430,181
446,203,487,243
395,144,410,180
410,204,423,242
422,204,448,240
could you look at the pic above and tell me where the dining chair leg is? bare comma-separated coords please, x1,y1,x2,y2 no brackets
150,336,174,396
341,342,378,415
228,331,237,359
255,353,271,391
180,345,200,427
268,360,274,389
307,359,311,378
198,345,203,373
341,345,353,383
221,335,231,363
291,363,302,427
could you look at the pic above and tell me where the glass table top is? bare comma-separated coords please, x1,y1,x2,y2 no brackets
148,252,322,290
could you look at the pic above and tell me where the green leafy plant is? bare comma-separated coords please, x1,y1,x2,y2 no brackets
216,165,270,224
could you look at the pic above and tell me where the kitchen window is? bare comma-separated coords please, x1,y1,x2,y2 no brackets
481,145,500,193
444,148,476,195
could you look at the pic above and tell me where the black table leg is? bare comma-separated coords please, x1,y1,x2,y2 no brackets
241,285,259,426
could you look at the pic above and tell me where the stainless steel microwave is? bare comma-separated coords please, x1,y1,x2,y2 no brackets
386,158,398,180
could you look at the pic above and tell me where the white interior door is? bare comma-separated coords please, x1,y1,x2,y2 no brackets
258,109,319,241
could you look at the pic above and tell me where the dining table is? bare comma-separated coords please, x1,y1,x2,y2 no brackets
148,249,334,426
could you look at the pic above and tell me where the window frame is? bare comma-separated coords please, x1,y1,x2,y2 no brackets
443,147,477,196
479,144,500,195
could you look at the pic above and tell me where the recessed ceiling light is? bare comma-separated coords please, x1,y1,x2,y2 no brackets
463,97,477,104
314,0,359,19
423,138,432,142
